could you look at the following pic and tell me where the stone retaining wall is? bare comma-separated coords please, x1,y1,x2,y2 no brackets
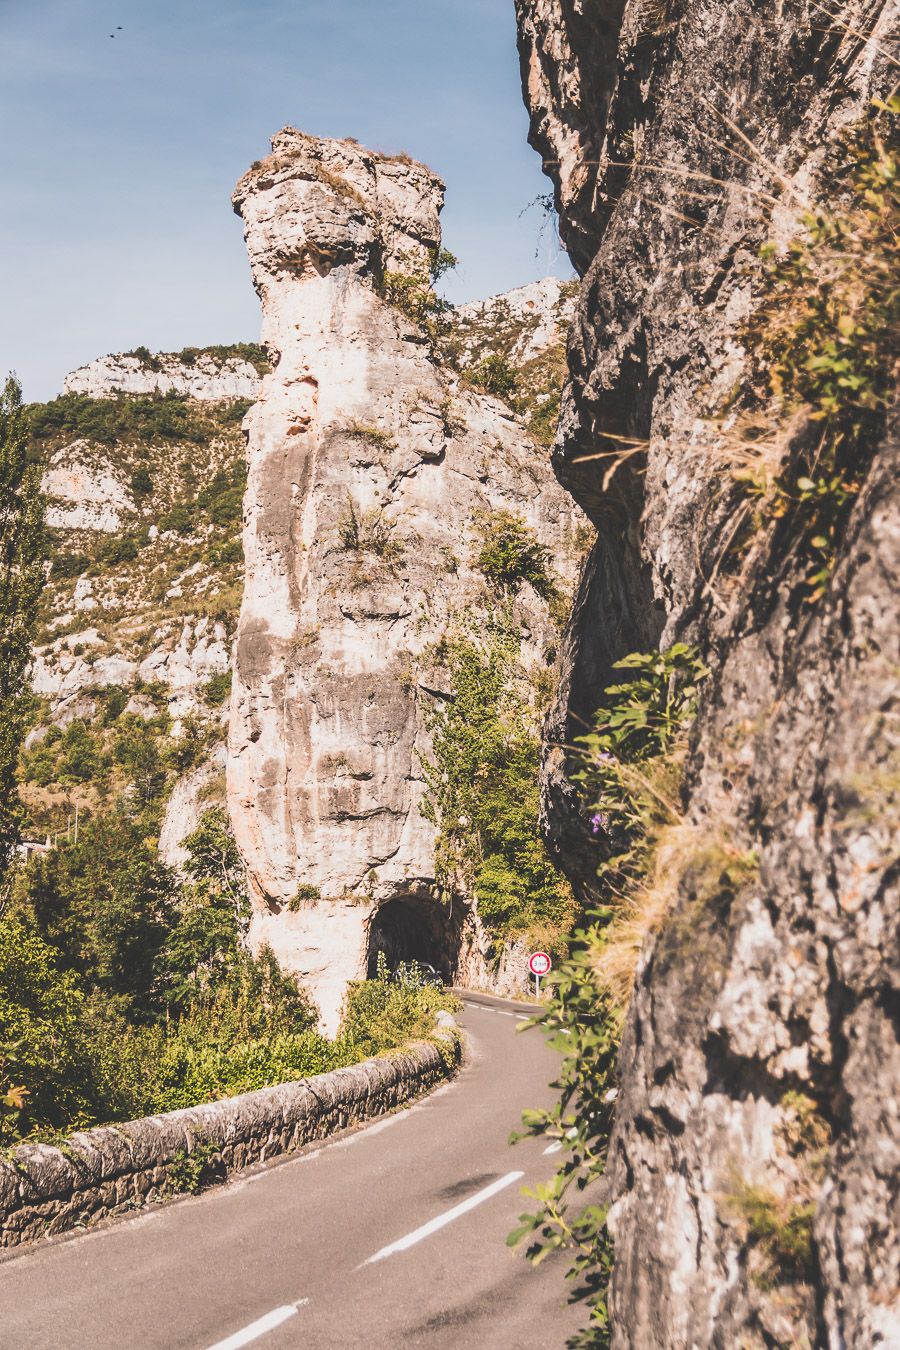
0,1036,458,1248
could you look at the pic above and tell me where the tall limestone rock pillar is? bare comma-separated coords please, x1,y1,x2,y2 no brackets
229,130,580,1031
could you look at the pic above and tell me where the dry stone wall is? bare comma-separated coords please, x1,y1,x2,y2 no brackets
0,1036,457,1249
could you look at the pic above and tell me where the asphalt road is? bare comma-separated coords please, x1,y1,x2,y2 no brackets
0,992,590,1350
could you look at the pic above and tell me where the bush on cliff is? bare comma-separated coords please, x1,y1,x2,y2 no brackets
422,616,575,953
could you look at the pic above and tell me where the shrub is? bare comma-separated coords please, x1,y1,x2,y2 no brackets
160,504,194,535
337,497,403,563
203,671,232,706
339,952,459,1062
130,466,153,497
206,538,243,567
378,247,456,334
465,355,518,399
220,398,253,423
51,551,90,579
727,1182,816,1286
288,883,321,911
197,462,246,527
98,534,139,567
473,510,556,600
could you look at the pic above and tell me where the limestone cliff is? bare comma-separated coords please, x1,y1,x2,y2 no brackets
516,1,899,1346
63,346,267,401
228,130,583,1031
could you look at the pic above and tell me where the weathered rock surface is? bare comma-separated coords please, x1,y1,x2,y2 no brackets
63,351,263,401
32,617,229,721
452,277,576,368
516,0,899,1346
42,440,133,533
228,129,582,1031
158,747,227,870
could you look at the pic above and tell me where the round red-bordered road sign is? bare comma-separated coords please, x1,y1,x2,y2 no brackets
529,951,551,976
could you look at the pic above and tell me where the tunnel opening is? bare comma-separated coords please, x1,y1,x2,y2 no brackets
366,895,462,984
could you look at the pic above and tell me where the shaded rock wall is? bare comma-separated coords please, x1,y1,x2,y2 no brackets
228,130,582,1031
516,1,899,1346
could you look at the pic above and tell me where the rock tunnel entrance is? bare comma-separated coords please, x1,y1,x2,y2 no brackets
366,896,461,983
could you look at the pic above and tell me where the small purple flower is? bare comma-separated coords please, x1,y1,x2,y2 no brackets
596,750,617,764
590,811,611,835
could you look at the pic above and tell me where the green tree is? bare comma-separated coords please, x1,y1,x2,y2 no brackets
113,717,167,805
0,375,46,882
422,618,574,948
159,808,249,1009
0,914,95,1139
13,814,178,1019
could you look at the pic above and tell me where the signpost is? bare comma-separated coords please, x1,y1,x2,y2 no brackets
528,950,551,997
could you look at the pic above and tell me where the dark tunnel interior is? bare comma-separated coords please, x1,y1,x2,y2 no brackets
366,896,462,982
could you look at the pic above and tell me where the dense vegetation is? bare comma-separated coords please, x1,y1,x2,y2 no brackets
0,377,45,879
1,804,456,1146
422,614,574,953
27,391,224,447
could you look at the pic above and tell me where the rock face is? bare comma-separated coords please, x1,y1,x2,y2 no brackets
42,441,133,533
63,351,263,401
228,129,581,1031
516,1,899,1347
452,277,576,369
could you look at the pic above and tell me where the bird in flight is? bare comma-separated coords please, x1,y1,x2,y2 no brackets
109,26,123,37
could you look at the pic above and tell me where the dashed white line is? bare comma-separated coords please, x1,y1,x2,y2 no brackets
542,1141,563,1155
362,1171,525,1265
207,1301,308,1350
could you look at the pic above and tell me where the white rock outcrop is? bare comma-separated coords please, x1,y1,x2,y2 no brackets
453,276,576,366
158,748,227,870
32,619,229,720
63,352,262,402
42,441,133,533
228,129,583,1030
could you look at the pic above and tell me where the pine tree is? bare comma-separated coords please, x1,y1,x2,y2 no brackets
0,375,45,884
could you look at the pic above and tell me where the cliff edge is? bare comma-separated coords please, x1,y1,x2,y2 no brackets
516,1,899,1345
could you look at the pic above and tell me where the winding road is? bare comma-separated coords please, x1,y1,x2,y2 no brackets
0,992,590,1349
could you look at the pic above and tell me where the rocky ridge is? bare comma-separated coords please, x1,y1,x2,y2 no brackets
516,1,899,1346
228,129,584,1030
63,345,267,402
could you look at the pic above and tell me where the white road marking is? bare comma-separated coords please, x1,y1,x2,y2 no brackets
515,1014,529,1021
543,1142,563,1155
362,1171,526,1265
207,1301,308,1350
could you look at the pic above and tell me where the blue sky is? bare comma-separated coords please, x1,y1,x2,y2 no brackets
0,0,571,401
